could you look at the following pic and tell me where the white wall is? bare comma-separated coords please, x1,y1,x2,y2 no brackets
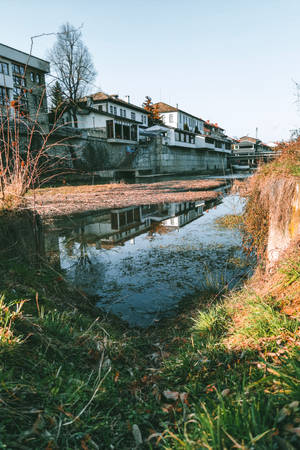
0,73,13,89
106,101,148,126
76,112,107,129
161,111,204,133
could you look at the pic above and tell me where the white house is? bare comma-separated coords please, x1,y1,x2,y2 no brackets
232,136,273,155
154,102,205,134
142,124,232,153
63,92,149,144
151,102,232,152
0,42,49,125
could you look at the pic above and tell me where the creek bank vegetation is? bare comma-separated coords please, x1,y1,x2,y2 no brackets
0,237,299,449
0,141,299,448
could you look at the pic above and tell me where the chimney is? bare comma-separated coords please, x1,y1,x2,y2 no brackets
125,95,130,103
176,103,178,109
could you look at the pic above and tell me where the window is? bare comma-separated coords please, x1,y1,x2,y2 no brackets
115,122,122,139
169,114,173,123
119,212,126,227
0,62,9,75
0,86,9,105
143,115,146,124
110,105,113,114
205,137,214,144
175,131,180,141
123,124,130,140
131,112,136,120
12,64,25,76
111,213,118,230
13,86,27,98
13,75,26,87
98,105,103,111
123,109,126,118
106,120,114,138
114,106,117,115
35,73,41,84
134,207,140,222
131,124,137,141
30,72,34,82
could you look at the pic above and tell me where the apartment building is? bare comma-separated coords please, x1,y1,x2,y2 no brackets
0,43,50,126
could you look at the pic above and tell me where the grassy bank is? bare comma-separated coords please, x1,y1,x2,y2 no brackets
1,143,299,448
0,240,299,449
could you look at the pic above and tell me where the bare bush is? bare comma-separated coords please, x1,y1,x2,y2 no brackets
0,83,74,210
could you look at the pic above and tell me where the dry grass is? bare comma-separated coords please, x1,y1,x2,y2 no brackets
25,178,226,217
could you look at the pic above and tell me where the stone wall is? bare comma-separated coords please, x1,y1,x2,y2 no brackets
49,133,138,171
49,133,229,176
133,136,228,174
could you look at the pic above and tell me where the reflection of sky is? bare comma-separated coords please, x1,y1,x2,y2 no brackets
58,195,249,327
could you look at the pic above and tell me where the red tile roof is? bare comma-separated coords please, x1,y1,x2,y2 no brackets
153,102,178,113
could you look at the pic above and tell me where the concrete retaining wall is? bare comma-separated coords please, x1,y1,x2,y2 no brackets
133,136,228,174
49,133,229,176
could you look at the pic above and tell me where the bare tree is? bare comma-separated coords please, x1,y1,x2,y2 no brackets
48,23,96,128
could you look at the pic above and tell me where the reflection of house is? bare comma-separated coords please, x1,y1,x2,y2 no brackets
46,200,210,254
160,201,205,228
63,92,149,143
103,206,151,244
0,42,49,125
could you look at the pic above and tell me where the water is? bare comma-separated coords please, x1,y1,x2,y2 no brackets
44,194,252,327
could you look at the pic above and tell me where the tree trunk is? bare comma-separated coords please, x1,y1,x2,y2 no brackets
72,108,78,129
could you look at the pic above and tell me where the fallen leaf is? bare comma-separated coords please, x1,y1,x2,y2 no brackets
221,389,230,397
114,371,120,383
163,390,179,401
179,392,188,403
132,424,143,445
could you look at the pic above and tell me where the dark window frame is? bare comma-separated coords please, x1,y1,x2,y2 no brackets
0,62,9,75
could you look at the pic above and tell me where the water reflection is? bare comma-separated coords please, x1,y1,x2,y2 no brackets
43,195,252,327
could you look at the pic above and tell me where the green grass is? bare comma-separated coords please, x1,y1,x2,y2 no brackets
0,255,299,449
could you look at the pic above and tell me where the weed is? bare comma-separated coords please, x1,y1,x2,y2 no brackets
215,214,244,230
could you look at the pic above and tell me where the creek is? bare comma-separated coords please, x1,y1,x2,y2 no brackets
43,192,253,327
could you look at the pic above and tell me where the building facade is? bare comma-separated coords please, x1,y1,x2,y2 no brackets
232,136,272,155
152,101,232,152
62,92,149,144
154,102,205,134
0,43,50,126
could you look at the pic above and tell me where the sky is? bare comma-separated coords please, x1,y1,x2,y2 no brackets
1,0,300,142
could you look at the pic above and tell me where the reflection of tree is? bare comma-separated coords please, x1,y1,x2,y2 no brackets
65,227,92,267
147,222,172,240
62,226,107,291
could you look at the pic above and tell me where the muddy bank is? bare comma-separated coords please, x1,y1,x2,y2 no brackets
25,179,226,218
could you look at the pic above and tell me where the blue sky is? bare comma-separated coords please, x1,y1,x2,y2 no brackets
1,0,300,142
